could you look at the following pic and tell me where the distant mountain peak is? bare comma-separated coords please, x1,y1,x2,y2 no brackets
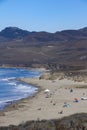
0,27,29,39
4,26,20,30
2,26,29,30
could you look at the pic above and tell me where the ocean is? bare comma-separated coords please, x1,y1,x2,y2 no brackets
0,68,41,110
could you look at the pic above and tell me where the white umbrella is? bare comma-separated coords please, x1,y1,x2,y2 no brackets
44,89,50,93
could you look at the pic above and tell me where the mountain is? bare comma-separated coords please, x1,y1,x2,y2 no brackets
0,27,29,40
0,26,87,68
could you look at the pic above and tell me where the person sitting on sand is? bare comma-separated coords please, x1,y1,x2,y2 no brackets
58,110,63,114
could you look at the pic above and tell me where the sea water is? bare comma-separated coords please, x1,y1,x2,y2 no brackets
0,68,41,110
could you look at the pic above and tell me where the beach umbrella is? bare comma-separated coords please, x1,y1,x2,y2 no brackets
44,89,50,93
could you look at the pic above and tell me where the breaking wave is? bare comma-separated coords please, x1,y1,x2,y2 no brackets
0,68,41,110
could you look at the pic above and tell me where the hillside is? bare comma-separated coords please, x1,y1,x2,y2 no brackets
0,113,87,130
0,27,87,68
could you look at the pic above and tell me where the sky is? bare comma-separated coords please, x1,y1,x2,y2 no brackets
0,0,87,32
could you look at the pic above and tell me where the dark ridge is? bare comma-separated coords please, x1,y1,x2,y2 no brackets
0,27,30,39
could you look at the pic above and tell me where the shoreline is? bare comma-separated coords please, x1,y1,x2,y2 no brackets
0,76,87,126
0,67,45,113
2,78,43,113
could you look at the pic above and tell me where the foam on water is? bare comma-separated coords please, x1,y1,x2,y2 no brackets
13,83,38,94
0,78,9,81
0,68,41,110
8,82,17,86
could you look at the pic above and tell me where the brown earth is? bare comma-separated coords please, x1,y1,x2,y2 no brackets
0,27,87,68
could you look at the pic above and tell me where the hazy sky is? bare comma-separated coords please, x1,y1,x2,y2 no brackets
0,0,87,32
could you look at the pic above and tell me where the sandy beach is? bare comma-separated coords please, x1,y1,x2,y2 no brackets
0,77,87,126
